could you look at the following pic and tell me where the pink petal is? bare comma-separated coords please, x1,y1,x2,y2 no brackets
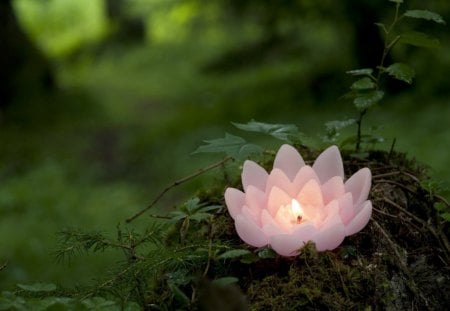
267,186,291,216
293,166,321,195
321,176,345,204
273,144,305,180
311,222,345,251
322,200,340,226
337,192,354,225
224,188,245,219
312,145,344,184
261,209,279,227
245,185,266,212
270,223,318,256
242,160,268,191
235,214,268,247
263,223,285,237
344,168,372,205
265,169,296,197
297,179,324,211
345,200,372,236
242,206,261,226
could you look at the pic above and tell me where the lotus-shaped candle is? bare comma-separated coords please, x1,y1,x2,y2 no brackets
224,145,372,256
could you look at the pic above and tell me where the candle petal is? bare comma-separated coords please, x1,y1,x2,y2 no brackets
337,192,354,225
321,176,345,204
345,168,372,205
265,168,296,197
297,179,324,211
224,188,245,219
312,145,344,184
293,166,321,195
273,144,305,180
345,201,372,236
235,214,268,247
270,224,318,256
267,186,291,216
311,222,345,251
242,160,268,191
245,185,266,213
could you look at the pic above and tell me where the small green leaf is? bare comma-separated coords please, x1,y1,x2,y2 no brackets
434,202,446,212
17,283,57,292
346,68,373,76
441,212,450,222
351,77,376,90
184,197,201,213
385,63,415,84
232,120,299,142
82,297,117,309
193,133,263,160
257,248,277,259
353,91,384,110
197,205,222,213
217,249,252,260
325,119,356,131
189,213,211,222
404,10,446,25
211,277,239,286
400,31,440,49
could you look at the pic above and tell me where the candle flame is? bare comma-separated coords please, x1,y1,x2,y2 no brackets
291,199,302,214
291,199,304,223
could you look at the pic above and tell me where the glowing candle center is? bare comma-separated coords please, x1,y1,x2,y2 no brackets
290,199,304,224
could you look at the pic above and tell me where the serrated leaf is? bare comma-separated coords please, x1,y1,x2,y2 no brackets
353,91,384,110
232,120,299,142
400,31,440,49
184,197,201,213
217,249,252,260
169,211,187,222
211,277,239,286
189,212,211,222
193,133,262,159
385,63,415,84
17,283,56,292
351,77,376,90
404,10,446,25
197,205,222,213
346,68,373,76
325,119,356,131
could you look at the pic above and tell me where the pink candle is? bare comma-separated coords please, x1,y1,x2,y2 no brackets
225,145,372,256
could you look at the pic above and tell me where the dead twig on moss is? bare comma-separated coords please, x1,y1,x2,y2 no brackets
126,156,233,223
383,198,450,260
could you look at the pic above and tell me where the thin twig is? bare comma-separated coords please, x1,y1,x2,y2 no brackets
373,207,398,219
372,171,401,179
383,198,426,226
126,156,233,223
383,198,450,256
375,179,416,194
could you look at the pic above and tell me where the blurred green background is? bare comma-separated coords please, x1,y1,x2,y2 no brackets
1,0,449,289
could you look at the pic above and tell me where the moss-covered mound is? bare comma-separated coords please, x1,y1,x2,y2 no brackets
198,149,450,310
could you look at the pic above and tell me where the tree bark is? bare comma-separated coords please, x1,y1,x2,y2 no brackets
0,0,55,109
